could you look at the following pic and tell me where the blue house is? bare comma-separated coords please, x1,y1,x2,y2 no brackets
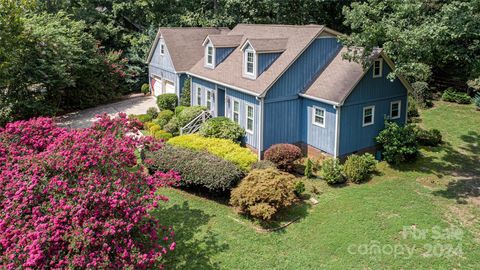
148,24,412,159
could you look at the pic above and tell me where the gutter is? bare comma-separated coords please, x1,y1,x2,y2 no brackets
299,93,340,106
256,96,264,160
333,104,341,159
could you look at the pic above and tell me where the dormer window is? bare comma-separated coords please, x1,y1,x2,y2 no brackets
373,59,383,78
245,50,255,75
205,44,214,67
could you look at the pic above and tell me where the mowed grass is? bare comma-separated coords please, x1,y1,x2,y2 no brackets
154,101,480,269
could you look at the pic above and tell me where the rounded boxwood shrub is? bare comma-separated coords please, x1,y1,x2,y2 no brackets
321,158,345,185
145,145,244,191
264,143,302,172
175,105,186,115
156,94,178,111
154,130,173,141
415,127,442,146
230,168,297,221
199,117,246,142
343,154,377,183
146,107,159,119
155,109,174,128
376,121,419,164
141,83,150,95
168,134,257,171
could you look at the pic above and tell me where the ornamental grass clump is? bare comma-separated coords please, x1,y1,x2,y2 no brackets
0,114,179,269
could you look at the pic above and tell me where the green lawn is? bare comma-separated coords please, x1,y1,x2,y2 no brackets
154,102,480,269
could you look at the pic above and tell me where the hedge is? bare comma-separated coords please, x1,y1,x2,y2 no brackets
145,145,244,191
168,134,257,171
157,94,178,111
198,117,245,142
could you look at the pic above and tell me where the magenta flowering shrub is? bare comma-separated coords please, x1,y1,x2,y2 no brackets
0,113,179,269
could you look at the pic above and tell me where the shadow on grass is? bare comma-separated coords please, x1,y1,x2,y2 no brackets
250,201,312,233
395,131,480,204
152,201,229,269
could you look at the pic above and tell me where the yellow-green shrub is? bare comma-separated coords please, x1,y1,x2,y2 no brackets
168,134,257,171
144,122,155,130
154,130,173,141
149,124,162,133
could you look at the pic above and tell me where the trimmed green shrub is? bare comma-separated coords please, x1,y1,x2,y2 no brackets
293,181,305,197
129,114,152,123
141,83,150,95
442,88,471,104
156,94,178,111
156,109,174,128
415,127,442,146
376,121,419,164
343,154,377,183
199,117,246,142
304,158,314,178
230,168,297,221
153,131,173,141
264,144,303,172
168,134,257,171
165,106,208,134
149,124,162,133
146,107,159,119
180,78,191,106
251,160,276,170
408,96,420,118
145,145,244,191
174,106,186,115
321,158,345,185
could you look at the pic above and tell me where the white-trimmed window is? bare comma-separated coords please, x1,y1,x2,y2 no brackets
245,104,254,134
232,100,240,124
312,107,326,127
390,100,401,119
373,59,383,78
206,45,214,66
196,87,202,106
206,90,212,110
244,49,255,76
363,106,375,126
160,41,165,55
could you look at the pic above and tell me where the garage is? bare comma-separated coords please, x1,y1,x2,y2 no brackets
164,80,175,94
153,78,162,96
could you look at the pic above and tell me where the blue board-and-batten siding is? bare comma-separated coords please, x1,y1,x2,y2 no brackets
339,61,408,156
258,53,281,76
265,37,342,100
301,99,337,155
190,76,259,149
262,37,342,151
215,47,235,66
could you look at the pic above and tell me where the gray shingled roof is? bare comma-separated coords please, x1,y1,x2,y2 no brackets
146,27,230,72
303,47,384,104
188,24,325,96
244,38,288,53
206,34,243,48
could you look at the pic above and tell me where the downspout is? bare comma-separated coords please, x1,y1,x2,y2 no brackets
334,105,341,159
256,96,264,160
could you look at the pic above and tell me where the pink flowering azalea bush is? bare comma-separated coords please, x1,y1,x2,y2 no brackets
0,113,179,269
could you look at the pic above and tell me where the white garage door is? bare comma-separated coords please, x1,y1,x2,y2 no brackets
153,78,162,96
165,80,175,94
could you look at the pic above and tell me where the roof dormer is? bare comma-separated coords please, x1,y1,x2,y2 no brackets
240,38,287,79
202,34,242,69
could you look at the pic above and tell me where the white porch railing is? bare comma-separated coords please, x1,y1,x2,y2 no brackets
179,110,212,135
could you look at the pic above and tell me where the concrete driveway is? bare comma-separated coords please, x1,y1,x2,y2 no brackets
56,95,157,129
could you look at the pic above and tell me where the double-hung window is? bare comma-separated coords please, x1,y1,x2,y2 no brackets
245,50,255,76
373,59,383,78
160,42,165,55
232,100,240,124
312,107,326,127
196,87,202,106
363,106,375,127
390,100,401,119
206,45,213,66
246,104,254,134
206,90,212,110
